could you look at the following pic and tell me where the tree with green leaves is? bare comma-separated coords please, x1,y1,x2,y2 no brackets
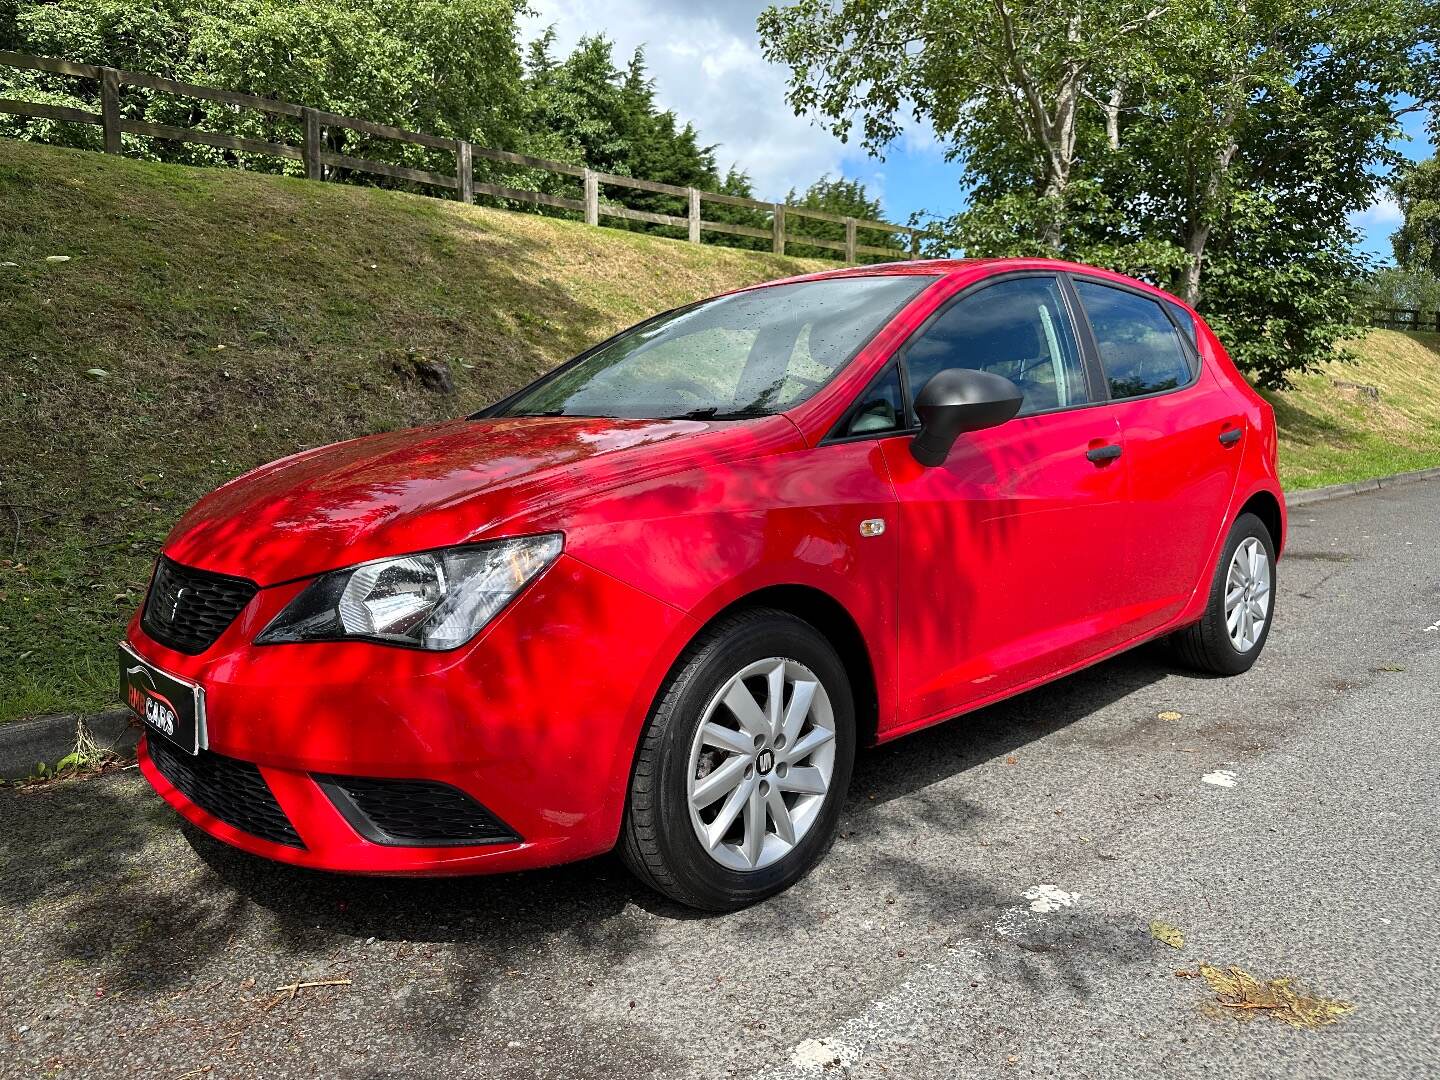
759,0,1438,385
1392,158,1440,278
1361,264,1440,316
520,32,722,232
757,0,1170,250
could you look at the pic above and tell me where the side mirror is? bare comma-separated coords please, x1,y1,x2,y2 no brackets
910,368,1024,467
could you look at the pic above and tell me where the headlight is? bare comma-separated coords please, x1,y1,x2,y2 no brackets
256,534,563,650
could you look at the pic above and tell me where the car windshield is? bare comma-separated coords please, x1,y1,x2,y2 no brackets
495,275,937,420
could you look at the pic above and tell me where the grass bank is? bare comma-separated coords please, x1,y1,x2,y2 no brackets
1266,330,1440,489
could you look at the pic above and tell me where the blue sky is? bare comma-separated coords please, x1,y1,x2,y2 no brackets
525,0,1431,266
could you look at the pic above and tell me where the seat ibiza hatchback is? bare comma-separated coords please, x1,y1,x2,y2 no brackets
124,258,1283,910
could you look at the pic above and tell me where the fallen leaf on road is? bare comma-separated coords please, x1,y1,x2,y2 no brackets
1157,710,1183,721
1005,754,1017,765
1149,920,1185,949
1193,964,1353,1029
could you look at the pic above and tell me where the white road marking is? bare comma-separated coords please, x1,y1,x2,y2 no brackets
1022,884,1080,912
1202,769,1238,788
763,948,982,1078
1423,619,1440,633
790,1037,858,1071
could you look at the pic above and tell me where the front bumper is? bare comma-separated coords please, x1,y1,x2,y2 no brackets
126,552,694,874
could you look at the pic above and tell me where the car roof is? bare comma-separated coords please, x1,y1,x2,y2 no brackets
757,257,1196,315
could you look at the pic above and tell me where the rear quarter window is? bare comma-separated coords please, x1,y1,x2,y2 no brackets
1165,301,1198,347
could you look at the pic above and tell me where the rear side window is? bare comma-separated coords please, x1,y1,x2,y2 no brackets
1074,281,1192,399
903,276,1090,418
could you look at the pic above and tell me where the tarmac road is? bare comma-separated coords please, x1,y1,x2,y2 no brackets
2,481,1438,1079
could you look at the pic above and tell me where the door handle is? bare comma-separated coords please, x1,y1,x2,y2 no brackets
1218,427,1242,447
1086,444,1123,464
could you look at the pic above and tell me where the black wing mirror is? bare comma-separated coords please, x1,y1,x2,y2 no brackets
910,368,1024,467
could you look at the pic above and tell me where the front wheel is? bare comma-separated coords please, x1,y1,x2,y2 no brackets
1170,511,1276,675
620,609,855,911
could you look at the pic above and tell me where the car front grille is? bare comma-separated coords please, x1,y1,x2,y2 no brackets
315,774,519,847
141,556,258,654
147,737,304,848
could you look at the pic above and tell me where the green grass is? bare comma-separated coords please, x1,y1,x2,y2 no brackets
0,139,827,722
5,139,1440,723
1268,330,1440,489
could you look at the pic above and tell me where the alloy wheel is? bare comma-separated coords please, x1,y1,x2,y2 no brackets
1224,536,1271,652
685,657,837,872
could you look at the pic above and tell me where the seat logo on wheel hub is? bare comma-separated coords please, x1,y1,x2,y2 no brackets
756,748,775,775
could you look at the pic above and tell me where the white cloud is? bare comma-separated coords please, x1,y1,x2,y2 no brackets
1352,196,1403,228
521,0,858,200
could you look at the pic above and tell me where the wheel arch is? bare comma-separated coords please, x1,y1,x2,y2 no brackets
686,584,882,749
1237,488,1285,555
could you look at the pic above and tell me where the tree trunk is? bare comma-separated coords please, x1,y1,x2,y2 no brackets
1183,131,1239,306
1180,224,1208,306
1183,0,1247,307
1104,84,1123,151
993,0,1084,252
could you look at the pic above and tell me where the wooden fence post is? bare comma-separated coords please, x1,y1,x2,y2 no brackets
302,108,322,181
100,67,121,154
909,229,921,257
583,169,599,226
844,217,857,263
456,139,473,203
772,203,785,256
687,187,701,244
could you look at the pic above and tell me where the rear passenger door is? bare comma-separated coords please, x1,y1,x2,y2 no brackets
1068,278,1243,633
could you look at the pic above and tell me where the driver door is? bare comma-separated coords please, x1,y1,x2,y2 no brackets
877,274,1134,730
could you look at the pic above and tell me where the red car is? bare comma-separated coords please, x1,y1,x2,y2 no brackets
123,258,1283,910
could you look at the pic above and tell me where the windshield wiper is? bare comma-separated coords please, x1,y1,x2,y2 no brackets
671,407,770,421
503,409,602,418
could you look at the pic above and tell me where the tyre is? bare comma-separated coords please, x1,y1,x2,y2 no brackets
1170,512,1276,676
620,608,856,911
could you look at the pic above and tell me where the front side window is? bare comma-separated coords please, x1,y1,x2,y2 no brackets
902,276,1090,418
1075,281,1193,399
840,363,906,437
496,275,936,420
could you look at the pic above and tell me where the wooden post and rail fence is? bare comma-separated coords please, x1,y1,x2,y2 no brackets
0,50,927,263
1369,308,1440,333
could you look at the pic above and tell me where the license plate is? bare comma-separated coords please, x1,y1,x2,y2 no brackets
119,643,206,755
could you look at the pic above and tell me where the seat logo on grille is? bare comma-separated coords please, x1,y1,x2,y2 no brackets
168,585,188,623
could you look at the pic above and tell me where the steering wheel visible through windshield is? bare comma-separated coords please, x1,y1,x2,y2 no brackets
494,275,937,420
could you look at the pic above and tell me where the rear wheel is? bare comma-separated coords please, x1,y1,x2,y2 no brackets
1170,512,1276,675
620,609,855,911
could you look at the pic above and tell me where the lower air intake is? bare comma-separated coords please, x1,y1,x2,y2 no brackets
315,774,520,847
147,737,304,848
